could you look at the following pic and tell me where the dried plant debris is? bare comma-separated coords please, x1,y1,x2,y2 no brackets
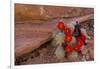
80,19,94,38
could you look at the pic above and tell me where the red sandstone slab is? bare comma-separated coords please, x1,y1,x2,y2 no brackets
15,31,52,57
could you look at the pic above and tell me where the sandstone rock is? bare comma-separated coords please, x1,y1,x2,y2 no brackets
15,30,52,57
15,4,94,23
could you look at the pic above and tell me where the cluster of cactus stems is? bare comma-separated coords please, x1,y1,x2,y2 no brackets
52,20,90,60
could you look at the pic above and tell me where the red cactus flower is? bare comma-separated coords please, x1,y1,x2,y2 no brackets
57,21,65,30
80,35,86,42
79,30,86,41
65,35,72,43
64,27,71,35
74,45,81,52
76,37,83,46
65,45,72,53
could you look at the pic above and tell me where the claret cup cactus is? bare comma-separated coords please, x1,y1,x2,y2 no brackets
52,20,90,60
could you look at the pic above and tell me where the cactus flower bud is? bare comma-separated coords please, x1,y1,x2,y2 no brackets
57,21,65,30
